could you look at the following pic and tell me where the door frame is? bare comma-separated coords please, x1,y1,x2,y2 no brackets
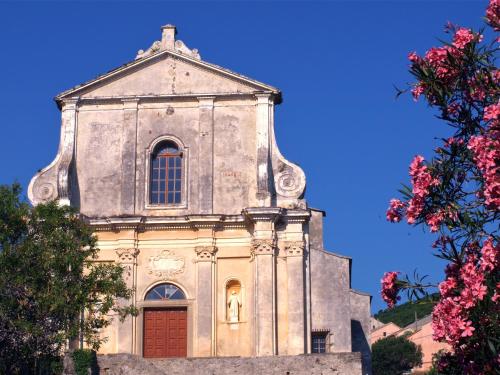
136,299,194,357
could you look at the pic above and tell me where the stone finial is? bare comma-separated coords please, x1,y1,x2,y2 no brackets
161,24,177,50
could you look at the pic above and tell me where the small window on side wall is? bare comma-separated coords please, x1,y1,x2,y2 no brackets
150,140,183,205
312,331,329,353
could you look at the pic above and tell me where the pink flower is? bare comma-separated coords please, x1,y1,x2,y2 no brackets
424,46,459,79
486,0,500,31
452,28,480,49
386,199,406,222
480,238,499,272
381,271,401,308
468,133,500,209
412,83,425,101
460,320,475,337
426,211,445,232
484,102,500,122
408,51,420,63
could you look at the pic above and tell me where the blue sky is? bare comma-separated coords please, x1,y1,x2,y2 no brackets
0,1,489,313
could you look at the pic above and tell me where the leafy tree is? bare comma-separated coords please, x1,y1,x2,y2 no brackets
372,335,423,375
0,183,136,374
375,293,439,328
382,1,499,374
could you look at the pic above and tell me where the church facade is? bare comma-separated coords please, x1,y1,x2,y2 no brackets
28,25,371,369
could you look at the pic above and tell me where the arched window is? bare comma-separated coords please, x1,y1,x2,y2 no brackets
150,141,182,205
145,283,186,300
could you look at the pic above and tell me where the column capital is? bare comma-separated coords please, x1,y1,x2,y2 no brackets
251,239,276,257
115,248,140,263
195,245,217,261
284,241,305,257
121,97,140,108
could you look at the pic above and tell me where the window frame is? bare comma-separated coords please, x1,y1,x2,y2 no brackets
311,331,329,354
145,135,189,210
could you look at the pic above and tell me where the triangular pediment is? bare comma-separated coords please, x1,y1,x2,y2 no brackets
56,49,280,102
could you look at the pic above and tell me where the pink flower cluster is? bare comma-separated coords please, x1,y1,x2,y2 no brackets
452,28,481,49
467,131,500,209
484,102,500,123
480,237,499,272
433,238,499,348
486,0,500,31
386,199,405,222
407,156,440,224
381,271,400,308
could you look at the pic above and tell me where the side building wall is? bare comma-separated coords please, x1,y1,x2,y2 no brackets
350,289,372,375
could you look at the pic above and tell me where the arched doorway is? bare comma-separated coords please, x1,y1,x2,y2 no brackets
143,283,187,358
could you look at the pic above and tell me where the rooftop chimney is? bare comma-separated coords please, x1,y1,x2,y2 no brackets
161,24,177,50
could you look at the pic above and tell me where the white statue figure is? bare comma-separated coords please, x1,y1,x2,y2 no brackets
228,290,241,322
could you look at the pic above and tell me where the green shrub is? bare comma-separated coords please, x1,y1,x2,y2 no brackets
372,335,423,375
71,349,97,375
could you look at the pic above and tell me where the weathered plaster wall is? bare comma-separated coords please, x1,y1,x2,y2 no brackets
310,248,352,352
79,55,257,98
213,102,257,214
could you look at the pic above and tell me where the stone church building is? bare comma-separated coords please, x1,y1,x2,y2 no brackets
28,25,371,370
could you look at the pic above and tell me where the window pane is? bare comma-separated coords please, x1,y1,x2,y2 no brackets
160,158,166,168
175,180,181,191
175,157,181,168
167,192,174,203
150,180,158,193
159,192,165,204
159,168,166,180
176,169,182,179
159,181,166,192
168,180,175,192
175,192,181,203
152,158,159,168
168,169,175,179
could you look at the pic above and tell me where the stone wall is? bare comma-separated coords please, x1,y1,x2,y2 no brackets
70,353,362,375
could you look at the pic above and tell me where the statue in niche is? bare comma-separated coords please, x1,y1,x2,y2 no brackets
227,290,242,322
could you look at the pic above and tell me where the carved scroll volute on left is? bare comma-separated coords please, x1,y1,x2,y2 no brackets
115,248,140,282
57,99,79,206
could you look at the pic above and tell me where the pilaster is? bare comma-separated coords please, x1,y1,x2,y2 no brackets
255,94,272,206
198,96,215,214
244,207,282,356
284,240,306,355
115,247,140,354
121,98,139,215
194,222,218,356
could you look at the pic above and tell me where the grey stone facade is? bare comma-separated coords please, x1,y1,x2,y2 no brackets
29,24,371,373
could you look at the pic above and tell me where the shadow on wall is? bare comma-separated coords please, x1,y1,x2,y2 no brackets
351,320,372,375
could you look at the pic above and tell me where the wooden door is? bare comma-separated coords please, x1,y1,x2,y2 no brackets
143,308,187,358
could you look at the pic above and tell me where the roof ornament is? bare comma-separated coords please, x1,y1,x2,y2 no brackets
136,24,201,60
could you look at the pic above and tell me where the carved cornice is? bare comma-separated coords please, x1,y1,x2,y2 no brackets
244,207,283,223
284,241,305,257
195,245,218,261
250,239,276,258
115,248,140,263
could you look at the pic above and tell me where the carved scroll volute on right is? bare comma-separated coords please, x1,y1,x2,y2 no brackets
274,161,306,199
